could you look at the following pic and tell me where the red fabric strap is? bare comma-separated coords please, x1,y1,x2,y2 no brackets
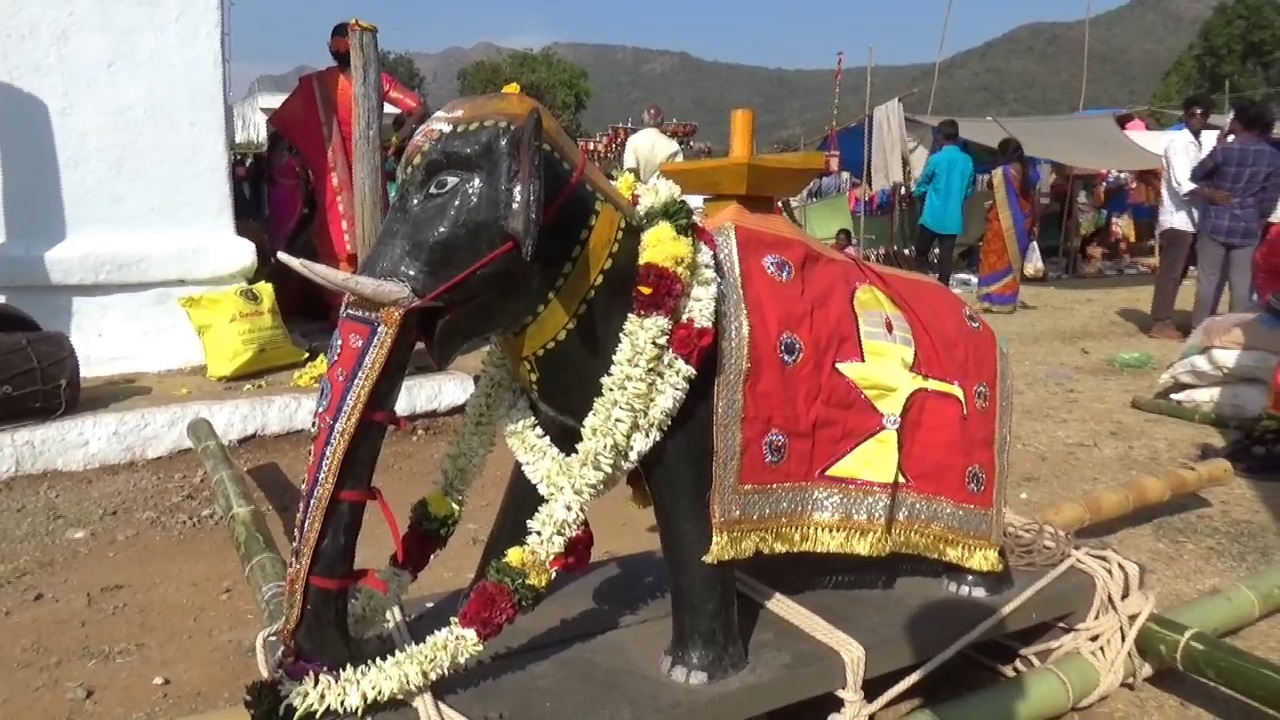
305,487,406,593
410,239,518,309
367,409,411,429
336,487,407,567
308,568,389,594
543,151,589,226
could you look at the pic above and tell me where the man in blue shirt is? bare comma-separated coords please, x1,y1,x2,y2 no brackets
912,119,975,286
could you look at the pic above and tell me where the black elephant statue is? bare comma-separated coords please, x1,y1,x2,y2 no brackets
273,93,1014,697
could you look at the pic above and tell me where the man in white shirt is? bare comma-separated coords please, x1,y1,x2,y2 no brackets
1148,95,1221,340
623,105,684,182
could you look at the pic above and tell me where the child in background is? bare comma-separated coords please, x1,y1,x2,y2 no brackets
832,228,861,259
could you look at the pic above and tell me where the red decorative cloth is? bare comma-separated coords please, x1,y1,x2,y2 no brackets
706,218,1007,573
1256,224,1280,301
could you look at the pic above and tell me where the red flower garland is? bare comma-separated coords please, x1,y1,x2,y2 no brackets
633,265,686,317
551,525,595,572
670,321,715,369
457,580,520,641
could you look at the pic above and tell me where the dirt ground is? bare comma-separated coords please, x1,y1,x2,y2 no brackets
2,278,1278,720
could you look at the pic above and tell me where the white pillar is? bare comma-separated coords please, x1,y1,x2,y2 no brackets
0,0,257,377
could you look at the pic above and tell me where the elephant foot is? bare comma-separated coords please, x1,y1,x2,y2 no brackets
659,643,745,685
941,564,1014,598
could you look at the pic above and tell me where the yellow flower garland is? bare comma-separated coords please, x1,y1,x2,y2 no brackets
637,222,694,281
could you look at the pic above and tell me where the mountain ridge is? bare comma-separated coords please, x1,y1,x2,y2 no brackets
245,0,1220,147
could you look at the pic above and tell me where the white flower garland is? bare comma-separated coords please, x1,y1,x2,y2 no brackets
288,175,718,717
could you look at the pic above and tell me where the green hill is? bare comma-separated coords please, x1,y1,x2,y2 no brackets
247,0,1219,148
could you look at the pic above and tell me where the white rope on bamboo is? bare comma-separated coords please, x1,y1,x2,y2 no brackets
737,515,1155,718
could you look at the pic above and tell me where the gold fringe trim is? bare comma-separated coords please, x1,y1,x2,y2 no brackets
703,524,1005,574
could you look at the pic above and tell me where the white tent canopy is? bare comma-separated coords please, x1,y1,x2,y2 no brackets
905,113,1162,172
231,91,405,147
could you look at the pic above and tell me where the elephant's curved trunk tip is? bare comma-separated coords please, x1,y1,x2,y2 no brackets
276,253,416,306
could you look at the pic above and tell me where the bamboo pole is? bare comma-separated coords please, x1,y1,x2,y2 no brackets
1131,395,1262,431
1028,459,1234,533
349,19,384,267
187,418,288,627
926,0,953,115
904,563,1280,720
1136,614,1280,711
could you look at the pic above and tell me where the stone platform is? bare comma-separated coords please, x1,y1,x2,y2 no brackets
0,349,481,480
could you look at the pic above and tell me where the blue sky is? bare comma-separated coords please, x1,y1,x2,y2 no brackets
228,0,1123,96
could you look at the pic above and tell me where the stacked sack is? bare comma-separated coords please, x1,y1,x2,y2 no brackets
1157,311,1280,419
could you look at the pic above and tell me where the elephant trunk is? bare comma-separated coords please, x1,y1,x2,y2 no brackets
283,305,420,672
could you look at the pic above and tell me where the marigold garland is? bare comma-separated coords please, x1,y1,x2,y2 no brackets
277,169,717,717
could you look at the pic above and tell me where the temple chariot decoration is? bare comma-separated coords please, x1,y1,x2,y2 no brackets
576,118,703,170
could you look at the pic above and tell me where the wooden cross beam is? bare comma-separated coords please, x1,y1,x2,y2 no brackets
660,108,827,220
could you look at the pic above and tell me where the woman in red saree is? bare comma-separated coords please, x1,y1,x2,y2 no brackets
268,22,425,311
976,138,1039,313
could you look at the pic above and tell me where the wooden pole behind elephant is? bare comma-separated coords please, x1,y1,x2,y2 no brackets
1028,458,1234,534
349,20,384,266
186,417,288,627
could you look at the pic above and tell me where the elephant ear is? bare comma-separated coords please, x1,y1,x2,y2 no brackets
503,108,545,261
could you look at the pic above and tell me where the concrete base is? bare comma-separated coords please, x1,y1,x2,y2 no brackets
0,229,259,378
0,370,474,480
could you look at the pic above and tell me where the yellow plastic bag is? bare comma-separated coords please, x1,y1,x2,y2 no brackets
179,282,308,380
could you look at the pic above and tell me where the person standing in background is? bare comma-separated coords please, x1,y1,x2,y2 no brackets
1147,95,1217,340
976,138,1039,313
1189,98,1280,328
912,119,974,287
623,105,684,182
269,21,426,314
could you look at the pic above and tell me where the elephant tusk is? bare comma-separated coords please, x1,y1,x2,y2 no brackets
276,253,416,306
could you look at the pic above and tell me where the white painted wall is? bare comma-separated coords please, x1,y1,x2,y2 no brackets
0,1,257,377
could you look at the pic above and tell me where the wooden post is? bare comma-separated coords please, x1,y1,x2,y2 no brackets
729,109,755,159
187,418,288,627
349,20,384,267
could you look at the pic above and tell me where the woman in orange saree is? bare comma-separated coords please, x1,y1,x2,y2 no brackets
976,138,1039,313
268,22,425,311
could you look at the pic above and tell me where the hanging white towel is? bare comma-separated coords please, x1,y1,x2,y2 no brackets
869,99,909,193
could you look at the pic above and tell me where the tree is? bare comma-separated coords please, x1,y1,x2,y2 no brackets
381,50,427,100
1150,0,1280,111
457,49,592,138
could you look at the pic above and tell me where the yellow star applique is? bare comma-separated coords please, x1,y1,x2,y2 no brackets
825,285,967,484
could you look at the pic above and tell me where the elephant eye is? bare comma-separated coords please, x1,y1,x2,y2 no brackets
427,174,461,195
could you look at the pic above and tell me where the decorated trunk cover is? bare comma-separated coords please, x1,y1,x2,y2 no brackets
706,219,1010,573
280,298,408,655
